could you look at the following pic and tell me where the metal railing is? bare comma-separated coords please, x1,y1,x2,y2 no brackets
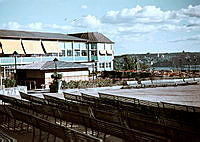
0,56,89,65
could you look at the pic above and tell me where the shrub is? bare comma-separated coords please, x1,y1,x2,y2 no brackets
3,78,16,88
50,72,63,92
62,78,118,89
51,72,63,80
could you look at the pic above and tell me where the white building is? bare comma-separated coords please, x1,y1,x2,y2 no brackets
0,30,114,80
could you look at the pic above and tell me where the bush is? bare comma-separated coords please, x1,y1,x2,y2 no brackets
3,78,16,88
50,72,63,92
62,78,117,89
51,72,62,80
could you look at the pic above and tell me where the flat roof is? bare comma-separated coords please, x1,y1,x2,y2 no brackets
17,61,89,70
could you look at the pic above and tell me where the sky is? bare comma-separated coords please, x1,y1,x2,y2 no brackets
0,0,200,55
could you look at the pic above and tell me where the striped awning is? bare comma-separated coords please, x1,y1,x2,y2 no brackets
22,40,45,54
42,41,61,53
99,50,106,55
106,50,113,55
0,39,24,54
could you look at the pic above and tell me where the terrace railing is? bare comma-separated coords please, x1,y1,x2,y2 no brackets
0,56,88,65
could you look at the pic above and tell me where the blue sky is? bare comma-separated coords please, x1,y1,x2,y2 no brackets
0,0,200,55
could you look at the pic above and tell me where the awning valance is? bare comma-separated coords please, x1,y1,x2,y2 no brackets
0,39,24,54
99,50,106,55
106,50,113,55
22,40,44,54
42,41,61,53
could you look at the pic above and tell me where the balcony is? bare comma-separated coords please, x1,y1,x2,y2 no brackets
74,56,88,62
0,56,78,65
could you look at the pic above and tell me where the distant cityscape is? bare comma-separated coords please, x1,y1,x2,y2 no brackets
114,51,200,71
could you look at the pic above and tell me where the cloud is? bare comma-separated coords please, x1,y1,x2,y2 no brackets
72,15,101,29
27,22,43,30
2,22,21,30
102,5,178,25
99,5,200,38
169,35,200,42
1,21,72,32
81,5,88,9
182,5,200,18
102,5,200,29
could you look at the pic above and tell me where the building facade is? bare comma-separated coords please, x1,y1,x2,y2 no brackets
0,30,114,80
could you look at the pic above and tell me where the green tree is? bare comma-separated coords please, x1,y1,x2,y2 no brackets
123,55,138,70
114,55,137,71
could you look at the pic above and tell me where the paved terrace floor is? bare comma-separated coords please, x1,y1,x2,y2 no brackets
60,84,200,107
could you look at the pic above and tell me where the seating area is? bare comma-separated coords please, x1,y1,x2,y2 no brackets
0,89,200,141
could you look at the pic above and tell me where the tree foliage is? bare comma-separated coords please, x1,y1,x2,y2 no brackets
114,55,137,71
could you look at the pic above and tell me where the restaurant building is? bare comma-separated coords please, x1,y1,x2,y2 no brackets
0,29,114,81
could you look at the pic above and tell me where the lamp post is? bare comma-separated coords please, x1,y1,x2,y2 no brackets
52,58,59,92
91,60,95,87
53,58,59,72
13,51,18,86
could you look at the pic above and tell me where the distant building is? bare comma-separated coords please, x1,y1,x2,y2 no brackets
0,30,114,79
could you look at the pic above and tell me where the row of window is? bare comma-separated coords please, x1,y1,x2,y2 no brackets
99,62,112,68
60,50,88,56
60,50,112,57
62,43,112,50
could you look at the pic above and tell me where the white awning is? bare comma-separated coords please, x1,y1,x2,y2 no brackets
106,50,113,55
99,50,106,55
22,40,45,54
0,39,24,54
42,41,61,53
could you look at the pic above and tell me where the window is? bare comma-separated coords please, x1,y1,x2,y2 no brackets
105,44,113,50
99,63,102,68
65,42,72,49
99,63,105,68
59,50,65,56
67,50,72,56
81,50,87,56
75,50,80,56
106,63,109,68
109,62,112,68
91,44,97,49
102,63,105,68
80,43,86,50
74,42,80,49
91,51,97,56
